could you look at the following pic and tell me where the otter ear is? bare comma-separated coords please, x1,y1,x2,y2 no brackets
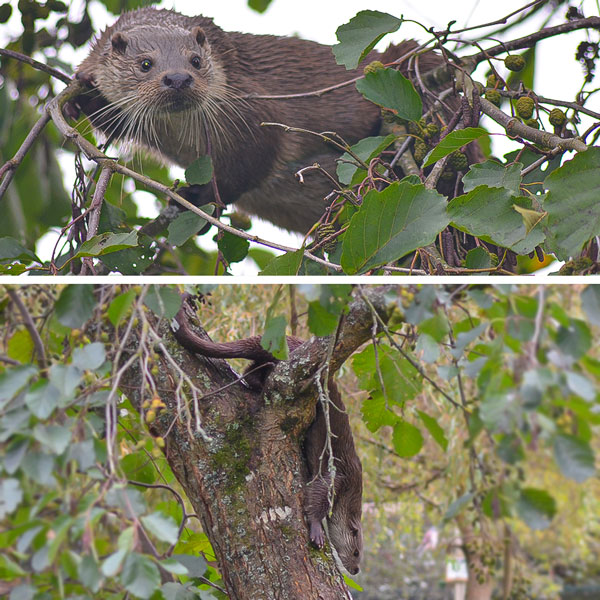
192,26,207,48
111,32,128,54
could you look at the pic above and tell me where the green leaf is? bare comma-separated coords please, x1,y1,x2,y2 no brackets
337,134,396,185
171,554,208,577
108,289,137,327
581,285,600,327
464,247,492,271
185,156,213,185
259,248,304,275
307,298,344,337
72,342,106,371
100,233,154,275
343,574,363,591
462,160,522,195
414,333,439,363
120,553,161,599
75,231,138,258
33,424,72,455
48,364,82,402
7,329,34,363
7,584,36,600
392,420,424,457
424,127,489,167
0,237,38,262
360,395,399,432
144,286,182,319
556,319,591,359
261,314,288,360
443,492,474,521
0,478,22,518
248,0,272,13
417,410,448,451
248,248,276,270
353,344,422,404
161,558,189,575
79,554,103,593
218,231,250,264
448,186,545,254
333,10,402,69
356,68,422,121
4,439,29,474
0,364,38,405
565,371,596,401
168,210,212,247
21,452,56,486
553,434,596,483
341,181,449,274
543,147,600,260
101,549,127,577
141,512,179,545
516,488,556,530
55,285,96,329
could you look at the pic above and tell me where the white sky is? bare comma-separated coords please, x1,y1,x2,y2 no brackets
1,0,599,274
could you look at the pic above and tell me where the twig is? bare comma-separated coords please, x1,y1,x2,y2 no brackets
466,16,600,65
80,167,113,275
480,97,588,152
0,111,51,201
6,288,47,370
0,47,71,83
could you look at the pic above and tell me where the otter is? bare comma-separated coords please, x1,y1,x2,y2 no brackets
69,7,443,234
172,307,363,575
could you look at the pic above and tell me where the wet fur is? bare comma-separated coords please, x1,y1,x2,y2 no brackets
173,307,364,574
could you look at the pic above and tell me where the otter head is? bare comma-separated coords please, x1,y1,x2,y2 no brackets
328,512,363,575
97,24,213,114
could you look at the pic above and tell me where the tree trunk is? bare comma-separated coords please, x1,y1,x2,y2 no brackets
118,287,390,599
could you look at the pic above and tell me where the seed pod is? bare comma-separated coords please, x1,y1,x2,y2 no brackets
448,151,468,172
524,118,540,129
516,96,535,119
316,224,338,253
364,60,385,75
549,108,567,126
413,140,428,164
485,89,502,107
504,54,526,71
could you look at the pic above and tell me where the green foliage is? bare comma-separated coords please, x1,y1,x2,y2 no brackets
341,181,449,273
423,128,489,167
185,156,214,186
355,68,423,122
333,10,402,69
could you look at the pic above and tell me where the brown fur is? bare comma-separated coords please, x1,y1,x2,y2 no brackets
173,307,363,574
71,7,444,233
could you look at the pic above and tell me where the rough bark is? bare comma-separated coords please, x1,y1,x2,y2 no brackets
118,286,391,599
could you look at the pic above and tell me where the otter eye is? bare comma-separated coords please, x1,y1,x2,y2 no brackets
190,56,202,69
140,59,152,72
353,550,360,557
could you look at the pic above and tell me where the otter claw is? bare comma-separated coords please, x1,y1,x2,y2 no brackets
310,521,325,548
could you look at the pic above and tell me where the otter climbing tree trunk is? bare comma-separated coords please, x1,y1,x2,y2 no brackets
117,287,390,600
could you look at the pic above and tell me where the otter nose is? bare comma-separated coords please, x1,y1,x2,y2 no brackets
162,72,193,90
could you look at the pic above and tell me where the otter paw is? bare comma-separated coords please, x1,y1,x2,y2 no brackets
310,522,325,548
